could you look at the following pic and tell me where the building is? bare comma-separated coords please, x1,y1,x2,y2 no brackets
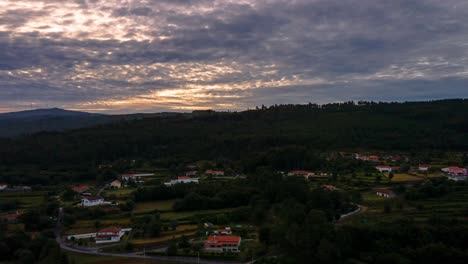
448,175,468,182
441,167,467,176
204,235,241,253
110,180,122,189
164,176,199,186
96,227,127,244
81,196,105,207
120,173,155,181
374,189,396,198
375,166,393,173
205,170,225,176
66,227,132,244
214,227,232,235
185,171,198,176
0,184,7,191
71,185,90,193
0,211,22,223
288,170,315,177
356,155,380,162
418,165,430,172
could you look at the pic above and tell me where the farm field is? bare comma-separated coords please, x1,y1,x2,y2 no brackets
133,200,175,213
0,191,46,210
349,187,468,224
388,173,423,182
160,208,236,220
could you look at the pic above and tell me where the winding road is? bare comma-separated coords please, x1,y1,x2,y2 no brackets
55,208,242,264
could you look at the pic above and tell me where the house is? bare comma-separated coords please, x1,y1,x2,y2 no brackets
376,166,400,173
441,167,467,176
205,170,225,176
81,196,105,207
164,176,199,186
186,163,198,169
204,235,241,253
185,171,198,176
375,166,393,173
66,227,132,244
0,211,22,223
288,170,315,177
418,165,430,172
214,227,232,235
110,180,122,189
0,184,7,191
96,227,128,244
120,173,155,181
71,185,90,193
356,155,380,162
448,175,468,182
374,189,396,198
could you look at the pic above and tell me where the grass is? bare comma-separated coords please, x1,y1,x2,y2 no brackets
0,191,46,209
347,187,468,225
160,208,236,220
131,231,198,245
133,200,175,214
105,188,135,198
388,173,423,182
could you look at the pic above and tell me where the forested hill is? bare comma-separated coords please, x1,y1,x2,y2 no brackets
0,99,467,167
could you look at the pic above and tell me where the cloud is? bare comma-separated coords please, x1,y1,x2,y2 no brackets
0,0,467,113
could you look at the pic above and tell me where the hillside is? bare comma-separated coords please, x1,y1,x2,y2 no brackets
0,100,467,168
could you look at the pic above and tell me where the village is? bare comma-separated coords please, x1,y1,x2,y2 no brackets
1,152,468,263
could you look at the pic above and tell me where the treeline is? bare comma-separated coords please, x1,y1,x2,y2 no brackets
1,99,468,183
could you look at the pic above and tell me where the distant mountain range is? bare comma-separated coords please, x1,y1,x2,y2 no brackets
0,108,182,138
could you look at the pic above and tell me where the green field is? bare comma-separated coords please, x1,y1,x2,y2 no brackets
160,208,236,220
0,191,46,210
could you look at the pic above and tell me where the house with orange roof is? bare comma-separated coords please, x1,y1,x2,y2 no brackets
0,211,22,223
71,185,90,193
204,235,241,253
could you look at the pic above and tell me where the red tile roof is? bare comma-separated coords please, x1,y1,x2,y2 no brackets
71,185,90,192
0,211,22,219
98,227,122,233
178,176,191,180
205,235,241,246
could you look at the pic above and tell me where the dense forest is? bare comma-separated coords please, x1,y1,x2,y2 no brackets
0,100,467,183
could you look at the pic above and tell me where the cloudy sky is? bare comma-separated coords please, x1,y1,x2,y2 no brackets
1,0,468,113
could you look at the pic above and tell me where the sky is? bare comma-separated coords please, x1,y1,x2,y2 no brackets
1,0,468,113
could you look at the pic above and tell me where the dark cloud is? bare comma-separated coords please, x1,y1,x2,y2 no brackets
0,0,467,112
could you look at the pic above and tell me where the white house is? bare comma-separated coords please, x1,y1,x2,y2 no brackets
185,171,198,176
66,227,132,244
204,235,241,253
448,175,468,182
418,165,430,172
214,227,232,235
374,189,396,198
110,180,122,188
375,166,395,173
120,173,154,181
442,167,467,176
287,170,315,177
164,176,199,186
0,184,7,191
81,196,105,207
95,227,129,244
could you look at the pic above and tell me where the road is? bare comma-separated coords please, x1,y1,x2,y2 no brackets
55,208,243,264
